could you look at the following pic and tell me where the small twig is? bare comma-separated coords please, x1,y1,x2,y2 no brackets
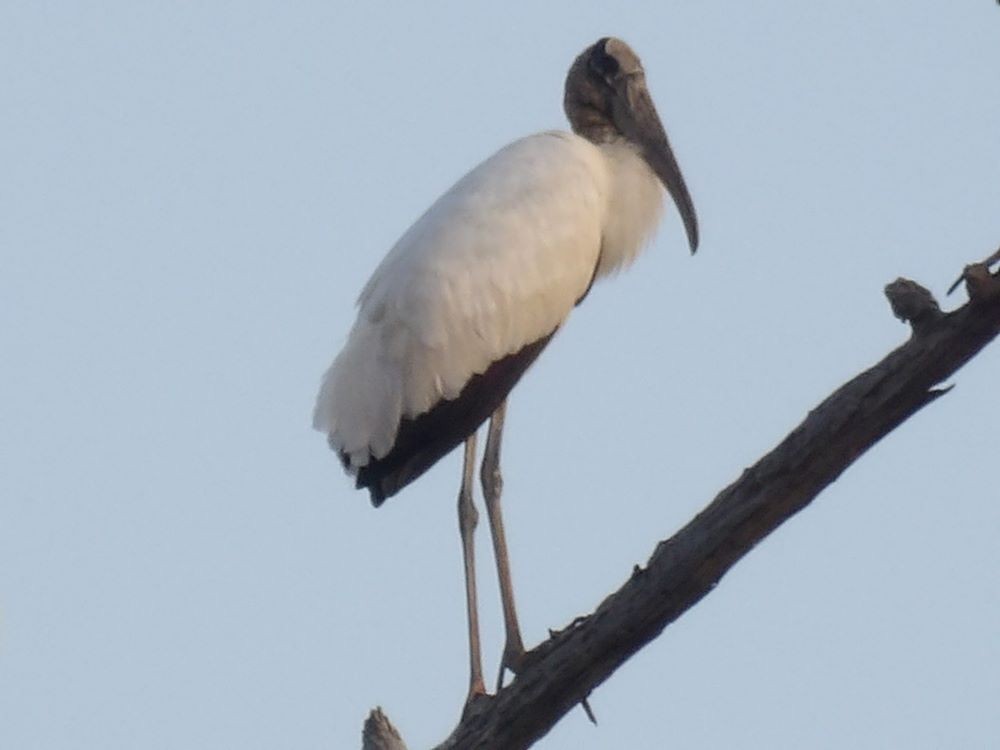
362,707,408,750
946,245,1000,295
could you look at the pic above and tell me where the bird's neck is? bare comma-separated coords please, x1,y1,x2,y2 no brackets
594,140,665,278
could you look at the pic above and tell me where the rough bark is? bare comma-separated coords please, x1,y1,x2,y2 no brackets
361,252,1000,750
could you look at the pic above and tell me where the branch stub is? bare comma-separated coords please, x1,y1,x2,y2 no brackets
884,278,943,336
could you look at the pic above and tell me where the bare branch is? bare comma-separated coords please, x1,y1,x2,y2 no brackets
364,257,1000,750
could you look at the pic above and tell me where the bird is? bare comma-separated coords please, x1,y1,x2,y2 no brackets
313,36,698,704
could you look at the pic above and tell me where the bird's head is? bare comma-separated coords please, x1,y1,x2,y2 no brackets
565,37,699,253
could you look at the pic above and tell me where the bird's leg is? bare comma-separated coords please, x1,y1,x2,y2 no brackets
457,434,486,705
481,400,526,691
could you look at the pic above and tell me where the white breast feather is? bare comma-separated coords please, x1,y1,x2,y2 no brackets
314,132,664,469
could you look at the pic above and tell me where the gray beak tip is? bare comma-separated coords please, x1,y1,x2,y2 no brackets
681,213,699,255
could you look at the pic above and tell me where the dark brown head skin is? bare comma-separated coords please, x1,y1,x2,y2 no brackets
565,37,699,253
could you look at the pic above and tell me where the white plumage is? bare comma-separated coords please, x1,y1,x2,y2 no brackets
313,131,665,470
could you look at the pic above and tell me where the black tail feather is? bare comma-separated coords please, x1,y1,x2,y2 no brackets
354,330,557,505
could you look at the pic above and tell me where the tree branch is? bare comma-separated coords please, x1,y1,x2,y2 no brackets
362,252,1000,750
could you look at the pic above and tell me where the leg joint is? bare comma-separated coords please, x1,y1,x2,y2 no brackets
458,489,479,534
480,465,503,502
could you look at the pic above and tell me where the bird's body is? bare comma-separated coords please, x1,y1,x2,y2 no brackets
314,37,698,703
314,131,666,502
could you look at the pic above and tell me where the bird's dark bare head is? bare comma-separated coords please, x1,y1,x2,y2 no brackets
564,37,644,144
565,37,699,253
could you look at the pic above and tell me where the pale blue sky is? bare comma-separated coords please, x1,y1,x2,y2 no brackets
2,3,999,748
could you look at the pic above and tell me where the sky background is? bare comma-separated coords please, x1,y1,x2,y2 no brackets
2,2,999,748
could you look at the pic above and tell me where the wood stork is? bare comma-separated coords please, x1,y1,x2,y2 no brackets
314,37,698,702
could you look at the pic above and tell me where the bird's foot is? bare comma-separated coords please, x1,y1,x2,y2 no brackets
495,641,527,692
461,682,491,721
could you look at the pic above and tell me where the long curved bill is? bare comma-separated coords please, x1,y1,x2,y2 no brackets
613,75,700,254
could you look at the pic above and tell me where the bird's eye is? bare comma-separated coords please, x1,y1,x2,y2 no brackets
589,49,620,81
